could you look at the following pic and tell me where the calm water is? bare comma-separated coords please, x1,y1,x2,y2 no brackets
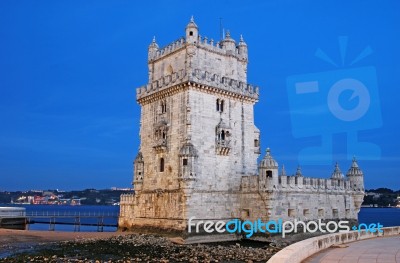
1,204,399,232
358,207,400,227
0,204,119,232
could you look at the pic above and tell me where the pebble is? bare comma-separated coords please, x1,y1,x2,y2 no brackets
0,234,284,263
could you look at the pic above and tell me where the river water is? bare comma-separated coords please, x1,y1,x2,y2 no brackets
1,204,399,232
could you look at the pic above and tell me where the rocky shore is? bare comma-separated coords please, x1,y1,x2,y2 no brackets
0,234,283,262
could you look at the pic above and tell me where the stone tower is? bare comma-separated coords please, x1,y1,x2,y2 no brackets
119,18,365,241
119,17,260,236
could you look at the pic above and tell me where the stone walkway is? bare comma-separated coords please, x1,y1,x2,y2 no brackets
303,236,400,263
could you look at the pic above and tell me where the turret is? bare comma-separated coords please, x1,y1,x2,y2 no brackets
237,34,248,60
331,162,344,179
148,36,159,61
295,165,303,177
185,16,199,44
133,152,144,192
178,141,198,190
347,157,365,215
220,31,236,54
259,148,279,187
346,157,365,192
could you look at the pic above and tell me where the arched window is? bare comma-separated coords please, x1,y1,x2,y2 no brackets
266,170,272,177
221,130,225,140
216,99,224,112
160,158,165,172
161,101,167,114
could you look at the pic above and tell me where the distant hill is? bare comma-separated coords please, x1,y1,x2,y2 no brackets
0,188,132,205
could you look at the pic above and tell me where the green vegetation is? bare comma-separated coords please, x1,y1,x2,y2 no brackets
363,188,400,207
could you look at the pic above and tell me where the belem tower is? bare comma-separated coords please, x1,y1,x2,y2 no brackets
119,18,365,241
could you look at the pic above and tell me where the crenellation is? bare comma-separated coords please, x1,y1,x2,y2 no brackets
137,68,259,102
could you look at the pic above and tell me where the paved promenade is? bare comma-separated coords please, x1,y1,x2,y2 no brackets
303,236,400,263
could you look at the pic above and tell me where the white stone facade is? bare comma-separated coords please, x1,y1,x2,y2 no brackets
119,18,365,240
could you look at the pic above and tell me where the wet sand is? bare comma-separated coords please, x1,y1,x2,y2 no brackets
0,229,125,246
0,229,128,258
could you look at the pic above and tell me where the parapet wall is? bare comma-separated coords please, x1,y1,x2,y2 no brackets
267,226,400,263
120,194,135,204
149,35,247,62
136,68,259,101
241,175,353,193
150,37,186,61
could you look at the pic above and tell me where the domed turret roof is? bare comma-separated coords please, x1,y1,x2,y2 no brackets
149,36,159,49
154,120,168,128
295,165,303,177
134,152,143,163
331,162,344,179
259,148,278,169
238,34,247,46
186,16,198,29
346,157,363,177
179,142,198,157
217,119,230,129
221,30,235,43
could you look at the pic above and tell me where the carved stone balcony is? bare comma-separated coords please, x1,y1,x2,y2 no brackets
216,139,231,155
153,138,167,153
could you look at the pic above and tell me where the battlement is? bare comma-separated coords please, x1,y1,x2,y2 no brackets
149,35,248,62
136,68,259,101
149,37,186,61
120,194,135,204
241,174,353,193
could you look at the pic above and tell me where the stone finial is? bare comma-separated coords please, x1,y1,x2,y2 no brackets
351,156,359,168
225,30,231,39
186,16,198,28
149,36,159,48
266,147,271,155
239,34,247,46
295,165,303,177
331,162,344,179
280,164,287,176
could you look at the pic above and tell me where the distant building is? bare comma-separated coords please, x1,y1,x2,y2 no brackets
111,187,133,191
366,192,382,200
119,18,365,241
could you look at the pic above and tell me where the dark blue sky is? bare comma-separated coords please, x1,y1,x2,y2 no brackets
0,1,399,191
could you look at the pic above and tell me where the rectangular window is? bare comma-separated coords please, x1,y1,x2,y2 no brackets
160,158,165,172
288,209,295,217
183,159,188,166
345,209,350,218
318,209,324,217
303,209,310,217
241,209,250,218
332,209,339,218
254,139,259,147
